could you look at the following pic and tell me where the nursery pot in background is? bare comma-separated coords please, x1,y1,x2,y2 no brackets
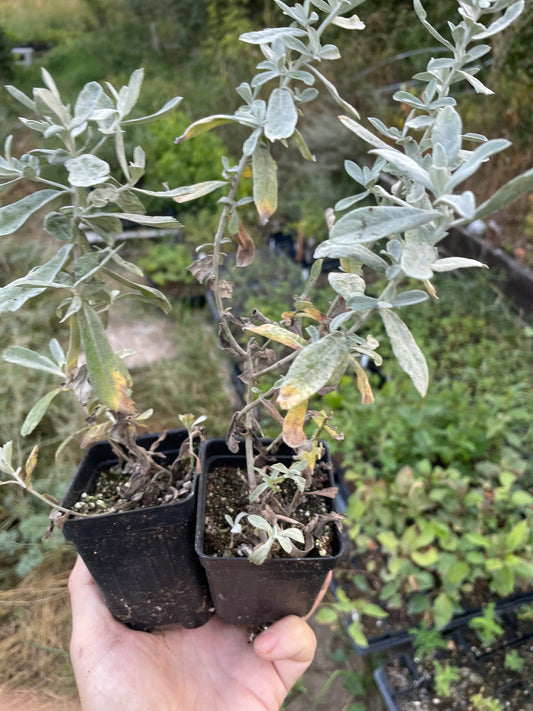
61,428,213,631
195,438,345,626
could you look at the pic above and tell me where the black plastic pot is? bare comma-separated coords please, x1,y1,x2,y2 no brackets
195,438,345,626
61,429,213,631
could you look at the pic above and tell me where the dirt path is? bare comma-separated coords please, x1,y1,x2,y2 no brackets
106,311,179,368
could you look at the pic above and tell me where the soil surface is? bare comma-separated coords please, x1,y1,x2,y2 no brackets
203,460,338,559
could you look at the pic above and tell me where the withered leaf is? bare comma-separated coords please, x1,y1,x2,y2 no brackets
306,487,339,498
46,508,70,534
71,364,93,406
188,255,214,285
217,280,233,298
81,422,111,449
232,222,256,267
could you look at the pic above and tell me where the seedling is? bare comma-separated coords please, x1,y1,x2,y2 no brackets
469,604,504,649
433,660,460,698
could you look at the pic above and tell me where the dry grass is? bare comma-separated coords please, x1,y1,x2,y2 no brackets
0,547,79,710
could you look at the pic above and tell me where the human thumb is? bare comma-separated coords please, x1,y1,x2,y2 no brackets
254,615,317,690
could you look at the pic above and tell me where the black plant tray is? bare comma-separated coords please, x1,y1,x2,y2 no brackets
332,571,533,656
374,606,533,711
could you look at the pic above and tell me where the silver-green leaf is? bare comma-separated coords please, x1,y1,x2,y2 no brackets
380,308,428,396
330,206,442,245
265,88,298,142
474,168,533,220
3,346,65,378
0,190,63,236
278,332,350,409
66,155,110,187
21,388,63,437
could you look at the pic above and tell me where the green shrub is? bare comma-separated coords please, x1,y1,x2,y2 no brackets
325,270,533,478
139,111,231,214
138,241,197,287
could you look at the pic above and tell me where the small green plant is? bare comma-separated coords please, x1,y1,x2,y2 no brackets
468,603,504,649
339,453,533,635
246,515,305,565
410,624,449,661
250,460,307,503
470,692,504,711
433,660,461,698
315,585,388,650
504,649,525,673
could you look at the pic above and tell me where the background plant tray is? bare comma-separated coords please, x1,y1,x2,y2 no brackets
331,574,533,656
373,607,533,711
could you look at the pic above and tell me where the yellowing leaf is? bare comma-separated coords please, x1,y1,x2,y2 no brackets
23,445,39,486
245,324,306,349
292,129,316,161
295,306,326,323
175,114,236,142
81,422,111,449
278,332,350,410
253,143,277,225
77,303,136,414
170,181,226,204
352,358,374,405
282,399,308,447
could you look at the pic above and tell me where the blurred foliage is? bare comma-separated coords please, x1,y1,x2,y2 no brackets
0,25,13,81
322,269,533,481
138,240,197,287
0,0,96,45
223,247,306,321
136,110,230,214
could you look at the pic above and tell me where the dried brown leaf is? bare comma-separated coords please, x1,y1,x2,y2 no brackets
232,222,255,267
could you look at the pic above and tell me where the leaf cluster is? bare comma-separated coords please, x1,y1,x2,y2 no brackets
345,455,533,630
0,67,228,502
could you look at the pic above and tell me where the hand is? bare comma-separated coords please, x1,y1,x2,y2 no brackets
69,557,328,711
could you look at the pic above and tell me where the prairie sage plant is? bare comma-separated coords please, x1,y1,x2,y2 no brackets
175,0,532,562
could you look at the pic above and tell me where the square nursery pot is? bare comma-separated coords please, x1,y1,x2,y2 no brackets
61,428,213,631
195,438,345,626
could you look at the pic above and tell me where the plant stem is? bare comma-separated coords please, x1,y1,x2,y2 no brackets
33,177,69,191
212,152,249,360
244,386,256,491
0,481,91,518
